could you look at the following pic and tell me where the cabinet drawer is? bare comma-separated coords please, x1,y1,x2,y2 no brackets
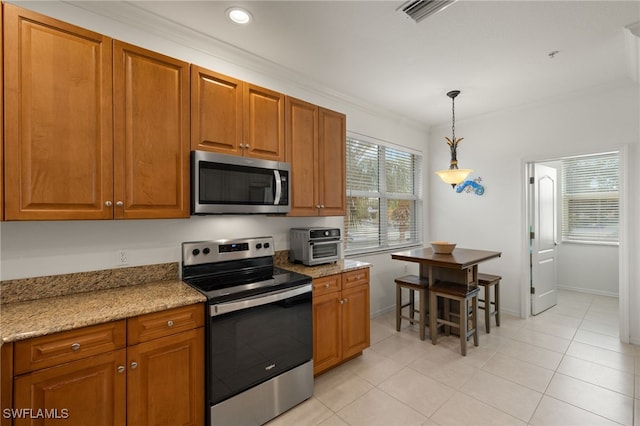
128,304,204,345
342,268,369,290
14,320,126,375
313,274,342,298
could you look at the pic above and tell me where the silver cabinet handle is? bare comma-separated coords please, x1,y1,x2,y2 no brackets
167,320,174,327
105,201,113,207
316,205,321,209
324,284,330,289
320,205,325,208
71,343,81,351
116,201,124,207
339,299,345,305
117,365,125,373
239,143,244,148
130,362,138,369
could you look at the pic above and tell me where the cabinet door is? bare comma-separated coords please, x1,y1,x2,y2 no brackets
127,328,204,426
341,284,370,360
4,4,114,220
243,84,284,161
318,108,346,216
113,41,190,219
1,4,4,222
312,291,342,376
13,349,127,426
285,97,319,216
1,344,12,426
191,66,243,155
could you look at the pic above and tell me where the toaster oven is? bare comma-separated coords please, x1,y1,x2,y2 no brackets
289,227,342,266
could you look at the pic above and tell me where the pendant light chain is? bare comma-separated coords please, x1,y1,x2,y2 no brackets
451,95,456,142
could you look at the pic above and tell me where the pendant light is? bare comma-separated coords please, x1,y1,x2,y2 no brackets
435,90,472,187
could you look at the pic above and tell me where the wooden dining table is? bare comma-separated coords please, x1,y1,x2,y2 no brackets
391,247,502,289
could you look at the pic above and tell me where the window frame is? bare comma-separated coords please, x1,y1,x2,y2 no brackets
560,151,620,245
344,132,423,256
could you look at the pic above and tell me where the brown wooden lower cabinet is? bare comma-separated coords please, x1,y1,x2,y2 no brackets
4,304,204,426
127,327,204,426
13,350,127,426
312,268,370,376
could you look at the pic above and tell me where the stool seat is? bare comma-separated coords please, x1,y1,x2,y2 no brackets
429,281,479,356
478,273,501,333
395,275,429,340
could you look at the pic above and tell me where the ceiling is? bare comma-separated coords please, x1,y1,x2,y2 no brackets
70,0,640,127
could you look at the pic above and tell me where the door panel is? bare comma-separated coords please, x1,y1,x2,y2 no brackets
113,41,190,219
4,4,113,220
531,163,558,315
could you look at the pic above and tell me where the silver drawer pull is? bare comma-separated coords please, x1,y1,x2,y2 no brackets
71,343,81,351
130,362,138,369
324,284,330,289
265,364,276,371
117,365,125,373
167,320,174,327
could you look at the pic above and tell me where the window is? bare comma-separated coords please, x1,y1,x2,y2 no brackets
344,134,423,254
561,151,619,244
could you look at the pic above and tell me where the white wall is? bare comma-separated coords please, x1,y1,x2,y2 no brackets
428,83,640,342
0,1,428,320
557,244,619,296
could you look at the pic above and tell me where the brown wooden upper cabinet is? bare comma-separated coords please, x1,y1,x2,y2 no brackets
286,97,346,216
191,65,285,161
3,4,190,220
113,41,190,219
1,4,4,223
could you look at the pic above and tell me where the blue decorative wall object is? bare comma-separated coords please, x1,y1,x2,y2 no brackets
455,176,484,195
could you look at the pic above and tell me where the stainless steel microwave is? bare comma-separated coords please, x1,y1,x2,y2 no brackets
191,151,291,215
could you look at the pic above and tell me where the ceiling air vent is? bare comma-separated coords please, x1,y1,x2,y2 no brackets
397,0,457,23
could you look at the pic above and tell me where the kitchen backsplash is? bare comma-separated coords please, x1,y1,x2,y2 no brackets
0,262,178,304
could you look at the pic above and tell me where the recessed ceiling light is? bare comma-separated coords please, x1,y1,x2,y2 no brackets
227,7,252,25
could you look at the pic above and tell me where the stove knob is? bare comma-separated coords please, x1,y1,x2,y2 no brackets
324,230,329,236
264,242,270,249
256,243,262,249
192,249,200,256
203,248,210,255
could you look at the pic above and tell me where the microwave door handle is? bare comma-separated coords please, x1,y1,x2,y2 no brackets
273,170,282,205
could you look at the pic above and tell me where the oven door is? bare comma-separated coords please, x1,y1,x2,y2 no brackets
207,283,312,406
308,240,342,265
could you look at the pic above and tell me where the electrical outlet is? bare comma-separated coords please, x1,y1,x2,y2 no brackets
116,250,129,266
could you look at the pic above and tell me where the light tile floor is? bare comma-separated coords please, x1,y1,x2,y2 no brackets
268,290,638,426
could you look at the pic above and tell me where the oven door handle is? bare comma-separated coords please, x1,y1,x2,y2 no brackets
210,283,312,316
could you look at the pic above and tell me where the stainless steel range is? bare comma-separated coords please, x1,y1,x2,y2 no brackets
182,237,313,426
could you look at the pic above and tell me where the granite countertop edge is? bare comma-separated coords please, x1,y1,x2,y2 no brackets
1,259,371,345
276,258,372,279
0,280,207,344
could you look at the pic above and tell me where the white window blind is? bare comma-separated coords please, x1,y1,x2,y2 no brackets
345,135,422,254
561,152,619,243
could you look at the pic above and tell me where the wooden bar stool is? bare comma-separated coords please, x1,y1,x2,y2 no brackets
429,282,480,356
395,275,429,340
478,273,501,333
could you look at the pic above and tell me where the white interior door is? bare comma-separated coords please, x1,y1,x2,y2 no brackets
531,163,558,315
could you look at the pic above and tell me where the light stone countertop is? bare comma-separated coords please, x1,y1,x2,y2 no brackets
0,280,206,344
0,259,371,345
276,258,372,279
